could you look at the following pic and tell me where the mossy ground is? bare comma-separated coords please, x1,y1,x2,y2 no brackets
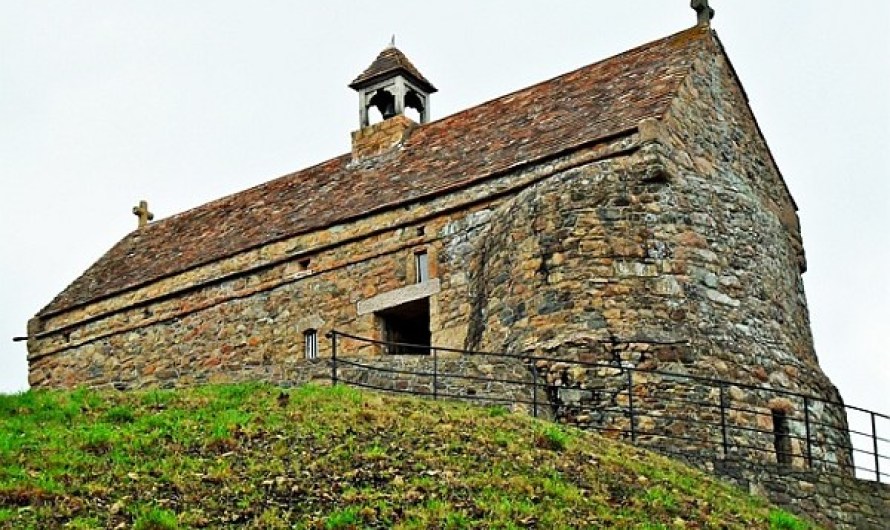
0,383,816,529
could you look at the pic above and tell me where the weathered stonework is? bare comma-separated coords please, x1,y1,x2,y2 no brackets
28,134,636,389
464,42,851,474
712,460,890,530
351,115,416,160
27,27,885,528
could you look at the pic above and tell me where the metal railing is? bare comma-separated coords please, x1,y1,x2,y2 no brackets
325,330,889,483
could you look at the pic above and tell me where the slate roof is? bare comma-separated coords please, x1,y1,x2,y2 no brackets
349,45,437,93
40,26,712,317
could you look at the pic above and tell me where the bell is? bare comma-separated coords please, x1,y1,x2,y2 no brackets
381,101,396,119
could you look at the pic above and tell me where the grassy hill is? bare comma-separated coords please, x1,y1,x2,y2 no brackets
0,383,816,529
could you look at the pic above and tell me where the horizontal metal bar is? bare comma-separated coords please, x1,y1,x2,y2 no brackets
636,394,721,409
335,358,437,379
337,377,432,396
435,371,535,387
632,411,725,432
632,430,723,449
331,331,870,409
338,358,535,388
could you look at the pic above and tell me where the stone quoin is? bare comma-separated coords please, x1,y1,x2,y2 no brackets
25,18,888,529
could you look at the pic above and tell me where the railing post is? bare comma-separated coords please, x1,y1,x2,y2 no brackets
330,330,338,386
719,384,729,458
432,346,438,400
803,397,813,468
532,363,539,418
872,412,881,483
626,368,636,443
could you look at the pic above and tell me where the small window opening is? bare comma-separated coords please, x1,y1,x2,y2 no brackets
416,225,425,237
415,250,429,284
304,329,318,360
772,409,792,465
298,258,311,271
377,298,430,355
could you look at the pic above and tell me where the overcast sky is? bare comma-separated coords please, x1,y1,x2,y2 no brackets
1,2,888,416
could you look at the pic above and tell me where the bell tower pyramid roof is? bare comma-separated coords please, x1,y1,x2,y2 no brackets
349,43,437,93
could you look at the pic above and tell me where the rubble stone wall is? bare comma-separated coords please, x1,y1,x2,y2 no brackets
464,38,852,473
711,459,890,530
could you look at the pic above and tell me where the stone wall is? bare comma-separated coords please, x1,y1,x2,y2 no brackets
463,35,852,473
351,115,416,160
528,355,880,527
27,134,637,390
532,349,853,473
711,459,890,529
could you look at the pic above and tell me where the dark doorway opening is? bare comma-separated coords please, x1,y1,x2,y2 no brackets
772,409,792,466
377,298,430,354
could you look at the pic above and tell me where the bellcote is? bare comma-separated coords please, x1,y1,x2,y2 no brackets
349,41,437,128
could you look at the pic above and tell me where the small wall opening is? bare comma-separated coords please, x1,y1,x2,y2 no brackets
304,329,318,360
367,88,395,124
377,298,430,354
414,250,429,283
772,409,792,465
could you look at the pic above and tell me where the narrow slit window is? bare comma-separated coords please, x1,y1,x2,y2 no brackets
304,329,318,360
772,409,792,466
415,250,429,284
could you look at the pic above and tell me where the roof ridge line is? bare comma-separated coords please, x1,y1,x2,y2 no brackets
416,25,707,131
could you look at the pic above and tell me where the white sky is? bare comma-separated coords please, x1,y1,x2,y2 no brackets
1,1,888,416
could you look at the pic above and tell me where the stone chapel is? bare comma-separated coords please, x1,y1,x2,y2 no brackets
25,12,890,525
30,20,838,399
28,18,847,435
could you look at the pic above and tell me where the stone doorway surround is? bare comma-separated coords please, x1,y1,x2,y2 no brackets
356,279,440,316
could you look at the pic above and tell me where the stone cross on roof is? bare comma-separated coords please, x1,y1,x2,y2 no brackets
132,200,154,228
691,0,715,26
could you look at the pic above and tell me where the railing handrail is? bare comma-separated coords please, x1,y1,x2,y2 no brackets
326,330,889,483
328,330,890,421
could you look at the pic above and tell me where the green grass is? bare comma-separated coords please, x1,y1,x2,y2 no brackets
0,383,819,529
133,506,179,530
535,423,571,451
770,509,812,530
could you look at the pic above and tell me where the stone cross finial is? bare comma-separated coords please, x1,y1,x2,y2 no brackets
691,0,715,26
132,200,154,228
